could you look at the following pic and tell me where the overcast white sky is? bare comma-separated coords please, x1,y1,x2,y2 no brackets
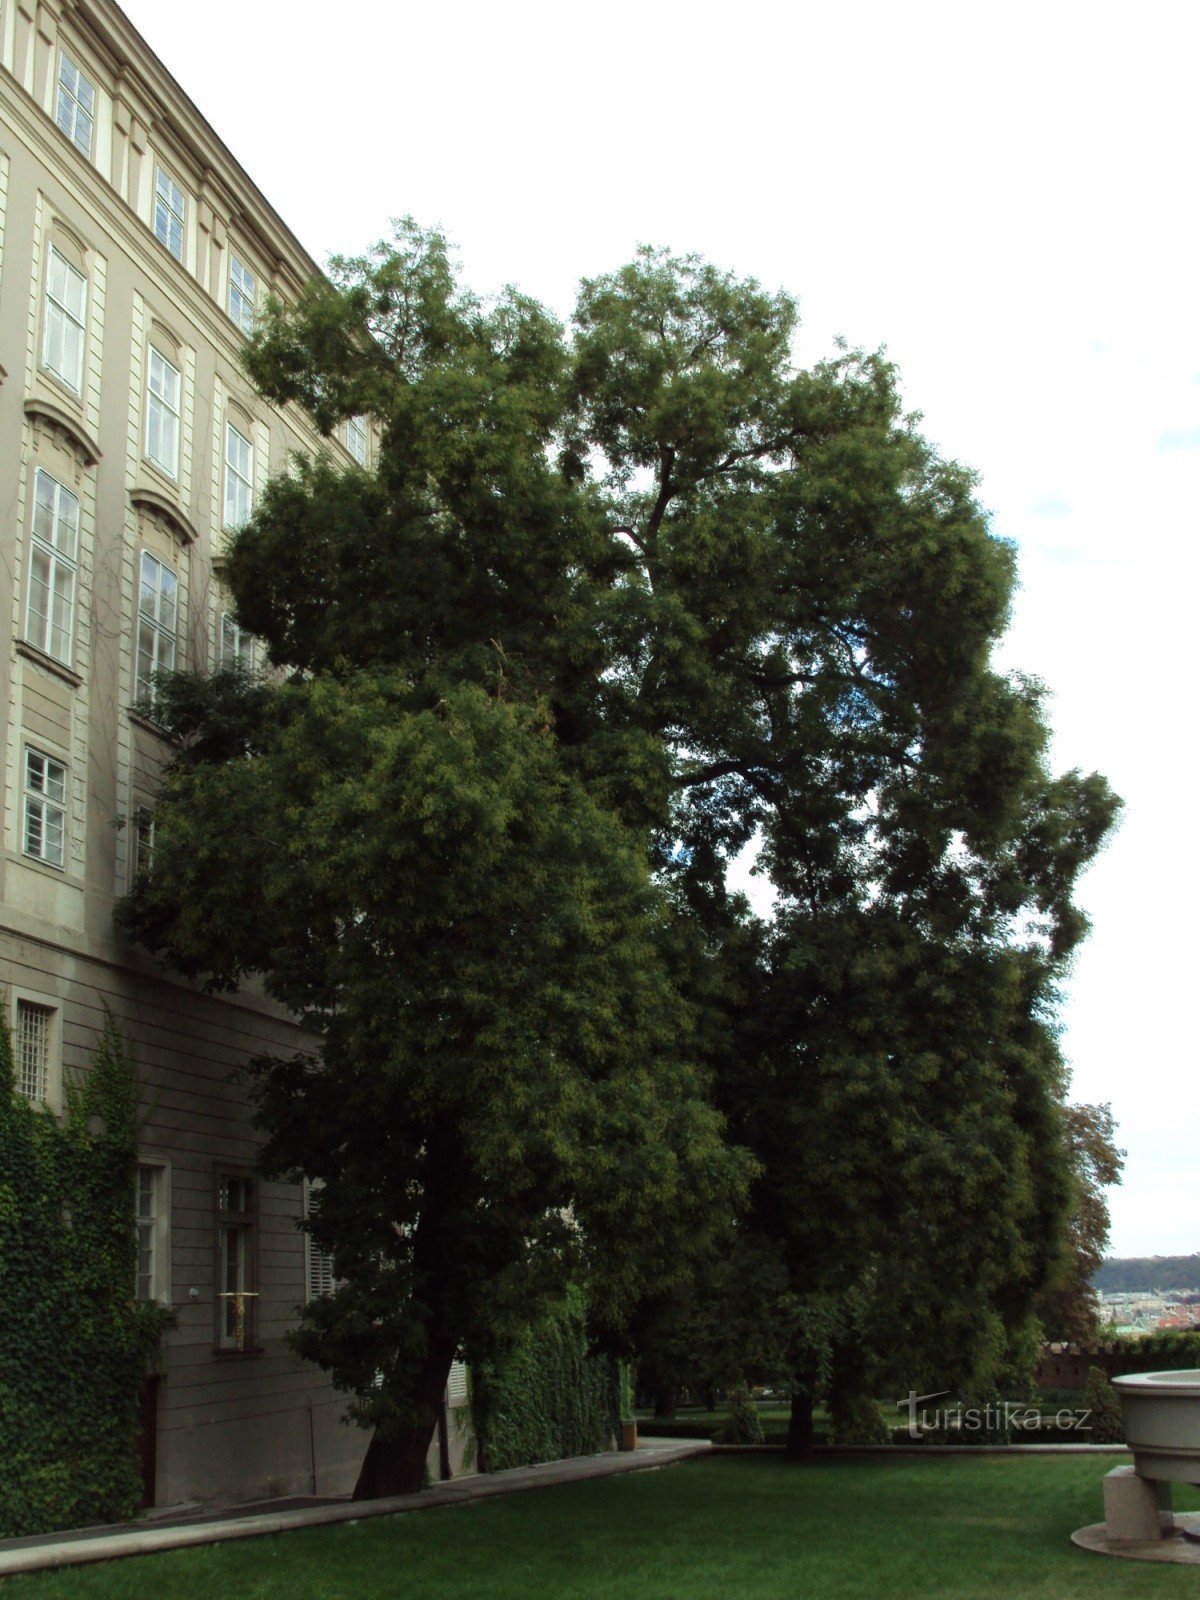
122,0,1198,1258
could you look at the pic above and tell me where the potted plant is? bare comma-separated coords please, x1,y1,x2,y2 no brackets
618,1362,637,1451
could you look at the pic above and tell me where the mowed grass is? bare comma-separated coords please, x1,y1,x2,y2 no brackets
6,1455,1200,1600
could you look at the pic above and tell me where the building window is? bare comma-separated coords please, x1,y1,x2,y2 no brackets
145,347,181,477
303,1180,335,1303
229,255,256,335
133,807,156,877
23,747,67,869
55,53,95,156
224,421,254,530
137,1164,170,1303
42,245,87,395
136,551,178,705
217,1174,256,1350
154,166,186,261
220,612,257,672
13,992,54,1107
346,415,368,466
26,468,80,666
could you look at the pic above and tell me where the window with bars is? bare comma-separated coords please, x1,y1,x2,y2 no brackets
145,347,180,477
137,1164,169,1303
136,551,178,706
26,468,80,666
302,1180,336,1303
23,747,67,869
42,245,87,395
217,1173,257,1350
346,415,368,466
154,166,186,261
14,999,55,1105
55,53,95,156
229,255,256,335
224,421,254,530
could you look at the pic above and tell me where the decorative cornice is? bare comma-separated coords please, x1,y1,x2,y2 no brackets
23,398,102,466
130,487,198,545
74,0,323,289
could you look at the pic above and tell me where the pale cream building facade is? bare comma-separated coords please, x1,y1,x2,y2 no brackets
0,0,470,1510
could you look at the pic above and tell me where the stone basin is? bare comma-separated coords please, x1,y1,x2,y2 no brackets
1113,1370,1200,1486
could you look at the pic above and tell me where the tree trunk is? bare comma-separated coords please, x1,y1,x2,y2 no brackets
353,1344,455,1500
654,1384,679,1421
785,1389,815,1461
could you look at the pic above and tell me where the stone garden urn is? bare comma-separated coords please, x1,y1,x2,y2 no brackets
1113,1370,1200,1487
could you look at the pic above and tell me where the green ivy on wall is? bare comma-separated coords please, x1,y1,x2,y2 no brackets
471,1287,621,1472
0,1010,171,1538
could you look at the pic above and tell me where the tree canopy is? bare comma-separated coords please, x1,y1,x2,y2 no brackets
121,223,1119,1486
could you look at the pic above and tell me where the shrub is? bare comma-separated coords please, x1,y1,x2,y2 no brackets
471,1288,620,1471
713,1383,764,1444
1081,1365,1124,1443
830,1394,891,1446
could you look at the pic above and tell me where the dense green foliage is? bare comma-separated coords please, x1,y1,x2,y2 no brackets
0,1015,168,1537
471,1290,621,1471
1095,1255,1200,1293
1037,1104,1125,1341
1081,1367,1124,1443
712,1383,765,1444
8,1458,1200,1600
120,221,1118,1488
1104,1330,1200,1370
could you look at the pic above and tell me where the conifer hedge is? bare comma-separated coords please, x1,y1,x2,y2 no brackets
471,1288,621,1472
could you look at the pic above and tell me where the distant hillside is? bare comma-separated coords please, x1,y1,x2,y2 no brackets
1095,1254,1200,1293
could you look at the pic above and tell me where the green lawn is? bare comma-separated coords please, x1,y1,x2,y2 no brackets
6,1455,1199,1600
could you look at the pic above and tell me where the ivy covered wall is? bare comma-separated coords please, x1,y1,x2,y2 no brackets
472,1288,621,1472
0,1012,168,1537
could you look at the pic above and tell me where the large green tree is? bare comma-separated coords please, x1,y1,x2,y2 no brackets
122,225,1117,1488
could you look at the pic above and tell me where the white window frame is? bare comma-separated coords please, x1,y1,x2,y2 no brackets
23,746,68,870
220,611,257,673
137,1161,172,1305
228,255,256,335
153,165,186,262
10,991,62,1113
42,244,87,395
346,415,368,466
145,347,181,478
136,551,178,706
55,52,95,156
26,467,80,667
217,1172,257,1350
133,806,156,879
302,1178,336,1303
223,421,254,531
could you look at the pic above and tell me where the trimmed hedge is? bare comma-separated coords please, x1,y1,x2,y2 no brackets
0,1012,169,1537
472,1288,621,1471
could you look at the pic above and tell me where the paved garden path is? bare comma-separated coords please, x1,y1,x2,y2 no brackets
0,1439,711,1577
